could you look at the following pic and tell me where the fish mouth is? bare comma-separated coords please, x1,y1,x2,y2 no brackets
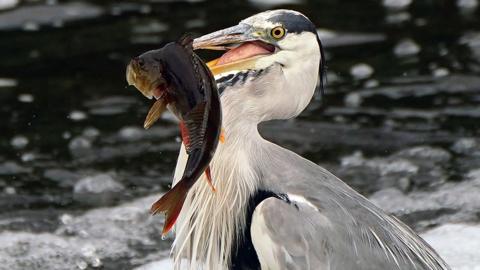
126,57,170,129
193,24,276,76
126,58,167,100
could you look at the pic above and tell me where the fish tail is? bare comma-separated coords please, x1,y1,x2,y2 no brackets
150,180,189,236
205,166,216,192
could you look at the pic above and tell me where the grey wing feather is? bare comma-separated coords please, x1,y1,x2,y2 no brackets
251,197,331,270
254,142,451,270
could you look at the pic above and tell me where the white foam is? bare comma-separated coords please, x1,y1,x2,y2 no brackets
423,223,480,270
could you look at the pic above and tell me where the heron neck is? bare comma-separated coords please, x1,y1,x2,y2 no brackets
172,97,265,270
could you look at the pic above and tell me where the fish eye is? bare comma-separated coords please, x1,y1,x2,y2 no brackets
271,26,286,40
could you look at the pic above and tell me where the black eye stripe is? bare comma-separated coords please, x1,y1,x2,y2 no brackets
267,12,316,34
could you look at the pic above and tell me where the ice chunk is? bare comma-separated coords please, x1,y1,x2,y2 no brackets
0,232,84,270
119,126,144,141
394,39,421,57
371,175,480,230
74,174,124,194
0,161,32,175
18,93,34,103
0,78,17,87
0,2,103,31
451,138,480,156
383,0,412,10
10,135,29,149
247,0,301,8
457,0,478,10
68,136,92,157
0,0,17,11
73,173,125,206
133,259,173,270
317,29,386,48
344,92,363,108
422,223,480,270
467,169,480,181
350,63,374,80
68,111,88,121
82,127,100,139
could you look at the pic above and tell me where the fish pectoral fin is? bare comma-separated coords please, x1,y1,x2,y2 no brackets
183,101,208,152
205,166,216,192
150,180,189,236
144,97,167,129
179,121,191,152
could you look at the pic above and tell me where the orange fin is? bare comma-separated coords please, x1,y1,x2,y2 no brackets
150,181,188,236
205,166,216,192
219,128,225,144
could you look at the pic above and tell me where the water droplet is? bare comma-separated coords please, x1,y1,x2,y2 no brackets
161,234,166,240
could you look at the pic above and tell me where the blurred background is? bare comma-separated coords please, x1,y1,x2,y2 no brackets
1,0,480,269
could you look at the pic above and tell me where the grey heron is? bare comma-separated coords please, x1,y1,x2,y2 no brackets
165,9,450,270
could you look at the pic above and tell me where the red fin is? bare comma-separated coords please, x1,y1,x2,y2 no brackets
205,166,216,192
179,121,191,151
150,181,188,236
183,101,207,151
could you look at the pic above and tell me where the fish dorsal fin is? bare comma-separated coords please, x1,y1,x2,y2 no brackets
183,101,208,153
178,33,193,50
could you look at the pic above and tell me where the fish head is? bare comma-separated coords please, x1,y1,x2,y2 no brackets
126,49,168,100
126,49,173,129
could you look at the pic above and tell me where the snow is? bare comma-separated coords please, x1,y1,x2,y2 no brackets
422,224,480,270
133,259,173,270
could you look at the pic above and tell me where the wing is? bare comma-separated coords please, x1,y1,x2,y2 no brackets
251,197,330,270
252,142,451,270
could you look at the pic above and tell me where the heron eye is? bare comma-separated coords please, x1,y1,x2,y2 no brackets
271,26,285,40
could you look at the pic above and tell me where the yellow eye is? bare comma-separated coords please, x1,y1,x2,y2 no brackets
271,26,285,39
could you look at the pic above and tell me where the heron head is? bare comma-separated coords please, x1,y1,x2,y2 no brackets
194,9,326,123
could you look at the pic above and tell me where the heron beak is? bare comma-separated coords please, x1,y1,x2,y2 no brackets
193,24,275,76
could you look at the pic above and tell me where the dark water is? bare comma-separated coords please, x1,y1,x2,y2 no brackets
1,0,480,269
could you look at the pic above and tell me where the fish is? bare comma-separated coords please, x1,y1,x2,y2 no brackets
126,35,222,235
